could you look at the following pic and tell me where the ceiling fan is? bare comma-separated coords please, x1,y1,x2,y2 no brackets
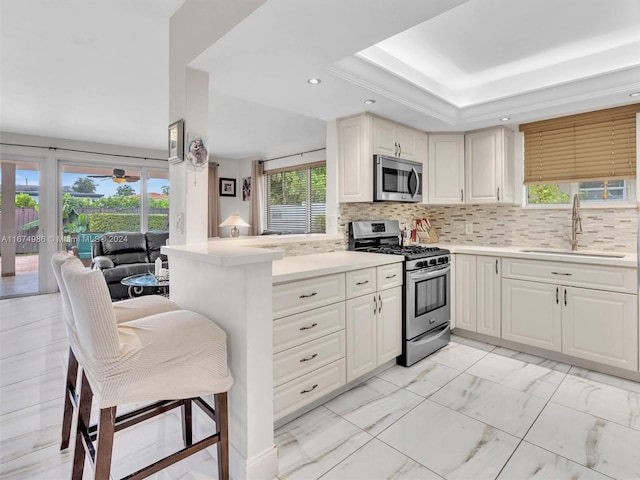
88,168,140,183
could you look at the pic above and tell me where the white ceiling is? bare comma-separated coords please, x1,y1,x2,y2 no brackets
2,0,639,160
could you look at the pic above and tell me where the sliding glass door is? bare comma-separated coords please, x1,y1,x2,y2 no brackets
0,160,42,298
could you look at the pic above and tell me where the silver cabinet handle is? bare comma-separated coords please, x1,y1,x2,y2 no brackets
385,274,397,279
497,187,500,201
299,292,318,299
556,287,559,304
356,280,369,285
373,295,377,313
551,272,572,276
461,189,464,202
299,323,318,331
495,259,498,275
300,384,318,394
378,294,382,314
299,353,318,363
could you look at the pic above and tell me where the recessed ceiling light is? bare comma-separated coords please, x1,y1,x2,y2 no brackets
307,78,321,85
364,99,376,105
500,117,511,121
629,92,640,97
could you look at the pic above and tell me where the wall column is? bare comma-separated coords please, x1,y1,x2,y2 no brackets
1,162,16,277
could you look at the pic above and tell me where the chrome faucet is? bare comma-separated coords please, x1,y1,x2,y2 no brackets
569,193,582,251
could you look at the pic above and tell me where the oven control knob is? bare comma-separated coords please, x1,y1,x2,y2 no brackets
429,259,437,266
438,257,445,264
418,261,426,268
442,257,449,264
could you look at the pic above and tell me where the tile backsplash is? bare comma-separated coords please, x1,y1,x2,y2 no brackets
339,203,638,252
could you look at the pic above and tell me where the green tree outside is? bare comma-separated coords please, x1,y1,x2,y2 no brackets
15,193,38,209
527,184,570,204
72,177,98,193
115,184,136,196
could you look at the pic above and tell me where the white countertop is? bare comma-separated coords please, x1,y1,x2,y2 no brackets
272,251,403,284
208,233,343,245
162,242,284,267
430,244,637,268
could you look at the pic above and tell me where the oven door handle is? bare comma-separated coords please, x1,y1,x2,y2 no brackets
409,265,450,281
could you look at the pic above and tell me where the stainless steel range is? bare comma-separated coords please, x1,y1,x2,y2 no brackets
349,220,451,366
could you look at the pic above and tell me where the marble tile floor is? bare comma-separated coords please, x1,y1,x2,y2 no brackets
2,293,640,479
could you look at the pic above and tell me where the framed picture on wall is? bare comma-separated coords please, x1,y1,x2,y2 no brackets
168,119,184,164
220,178,236,197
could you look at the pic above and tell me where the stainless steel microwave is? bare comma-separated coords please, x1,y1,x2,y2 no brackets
374,155,423,202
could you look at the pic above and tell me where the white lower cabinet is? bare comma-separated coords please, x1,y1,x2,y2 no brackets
273,262,403,420
502,278,638,370
345,286,402,382
501,258,638,371
377,286,403,365
502,278,562,352
477,256,501,337
563,286,638,370
345,293,378,381
454,254,500,338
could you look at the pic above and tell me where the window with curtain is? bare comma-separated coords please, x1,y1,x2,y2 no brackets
521,104,639,206
263,163,326,234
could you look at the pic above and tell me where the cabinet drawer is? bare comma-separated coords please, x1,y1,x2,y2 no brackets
273,273,346,319
273,303,345,354
274,331,346,387
502,258,637,294
346,268,376,299
274,358,346,421
377,263,403,290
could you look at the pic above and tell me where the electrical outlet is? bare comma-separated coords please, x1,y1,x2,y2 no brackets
465,222,473,234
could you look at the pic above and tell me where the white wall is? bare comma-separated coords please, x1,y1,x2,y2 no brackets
214,157,251,237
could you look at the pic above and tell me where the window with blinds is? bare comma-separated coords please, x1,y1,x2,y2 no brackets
263,164,326,234
520,104,639,184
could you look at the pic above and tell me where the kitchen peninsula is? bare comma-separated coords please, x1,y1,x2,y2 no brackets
161,240,404,480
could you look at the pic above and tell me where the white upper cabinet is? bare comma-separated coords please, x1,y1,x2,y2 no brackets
465,127,515,204
428,134,465,204
338,114,373,203
338,113,428,203
372,117,397,157
428,127,514,205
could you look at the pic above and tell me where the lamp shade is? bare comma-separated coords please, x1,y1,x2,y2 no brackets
219,214,250,228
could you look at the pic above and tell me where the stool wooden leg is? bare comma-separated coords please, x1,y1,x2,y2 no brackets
61,347,78,450
182,399,193,447
94,406,117,480
71,371,93,480
214,393,229,480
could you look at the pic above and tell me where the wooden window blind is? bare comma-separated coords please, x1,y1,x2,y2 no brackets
520,104,639,184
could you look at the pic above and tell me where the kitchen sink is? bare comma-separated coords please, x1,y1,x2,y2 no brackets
520,249,626,258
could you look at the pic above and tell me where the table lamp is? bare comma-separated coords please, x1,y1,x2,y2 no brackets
219,214,250,237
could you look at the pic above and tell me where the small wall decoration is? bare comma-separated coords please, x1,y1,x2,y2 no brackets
242,176,251,201
220,178,236,197
167,119,184,164
185,134,209,167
